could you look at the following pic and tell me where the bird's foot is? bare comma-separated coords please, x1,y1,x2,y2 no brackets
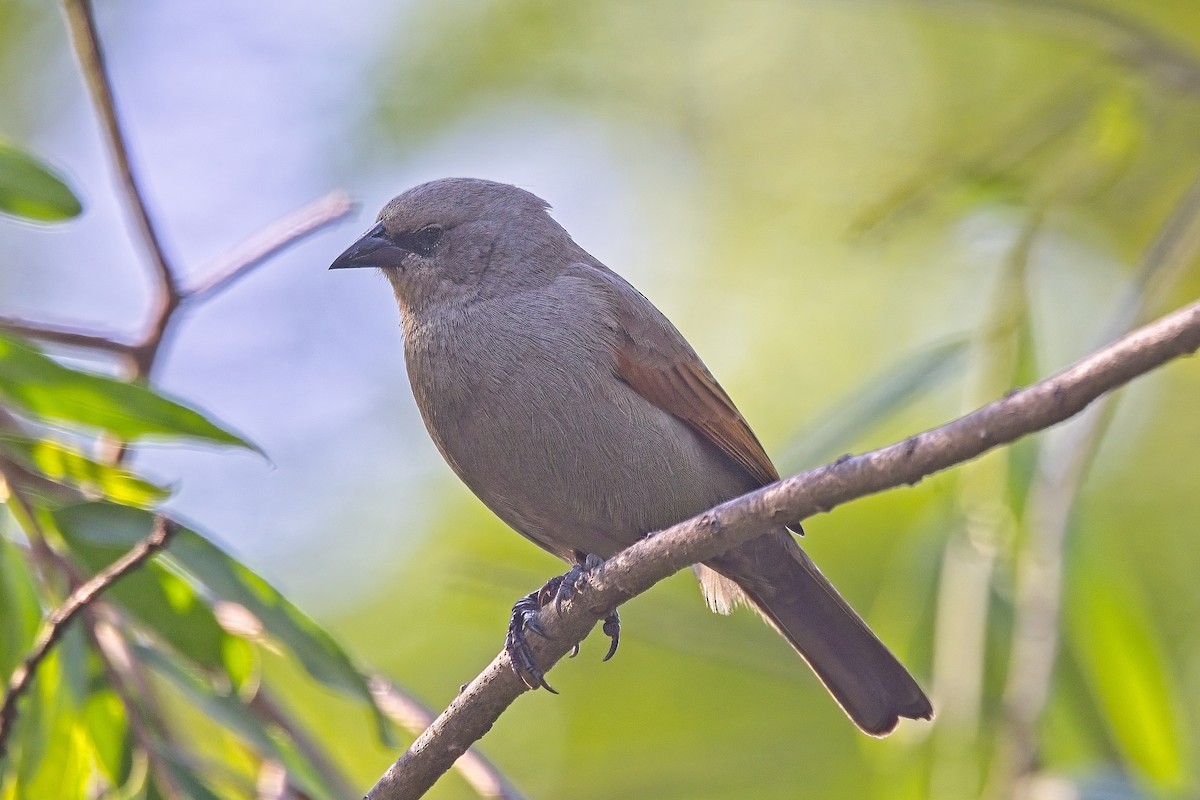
506,587,557,692
503,552,622,692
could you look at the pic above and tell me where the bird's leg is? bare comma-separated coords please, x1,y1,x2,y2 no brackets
503,551,622,692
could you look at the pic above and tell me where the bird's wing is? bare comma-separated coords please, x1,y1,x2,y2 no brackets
576,263,781,489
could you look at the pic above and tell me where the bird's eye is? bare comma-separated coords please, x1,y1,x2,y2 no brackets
410,225,443,257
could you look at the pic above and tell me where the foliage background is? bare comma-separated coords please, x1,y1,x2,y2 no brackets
2,1,1200,798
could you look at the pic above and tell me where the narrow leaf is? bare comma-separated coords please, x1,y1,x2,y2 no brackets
0,141,82,222
0,332,255,450
0,433,168,507
53,502,393,745
54,506,245,674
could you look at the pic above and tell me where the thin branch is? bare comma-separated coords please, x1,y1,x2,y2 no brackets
0,516,178,760
185,190,356,303
61,0,181,377
369,676,526,800
367,297,1200,800
0,316,137,356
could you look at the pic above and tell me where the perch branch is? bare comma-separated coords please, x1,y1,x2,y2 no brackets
367,296,1200,800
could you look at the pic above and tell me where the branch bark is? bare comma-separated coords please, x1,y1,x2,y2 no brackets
61,0,181,378
366,297,1200,800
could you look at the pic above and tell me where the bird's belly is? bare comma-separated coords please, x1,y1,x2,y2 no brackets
419,358,749,560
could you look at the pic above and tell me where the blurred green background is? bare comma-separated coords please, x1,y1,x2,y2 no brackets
3,1,1200,798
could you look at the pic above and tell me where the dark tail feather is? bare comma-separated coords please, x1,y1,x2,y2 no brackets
707,532,933,736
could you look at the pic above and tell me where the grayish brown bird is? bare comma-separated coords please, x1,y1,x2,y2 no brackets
331,178,933,735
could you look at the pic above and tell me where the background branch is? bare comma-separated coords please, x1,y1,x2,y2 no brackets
0,317,136,356
185,190,355,303
369,676,527,800
367,297,1200,800
61,0,181,377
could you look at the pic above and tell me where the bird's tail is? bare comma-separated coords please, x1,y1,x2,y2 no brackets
699,531,933,735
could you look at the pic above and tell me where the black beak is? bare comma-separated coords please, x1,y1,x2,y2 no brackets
329,222,403,270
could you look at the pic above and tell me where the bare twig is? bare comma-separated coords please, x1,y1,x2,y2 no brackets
0,516,178,760
61,0,181,376
367,297,1200,800
369,676,526,800
185,190,356,303
0,317,137,356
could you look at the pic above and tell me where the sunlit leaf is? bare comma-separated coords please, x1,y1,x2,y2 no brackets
0,332,255,450
53,501,393,745
81,688,132,787
0,434,168,507
12,648,89,800
0,140,82,222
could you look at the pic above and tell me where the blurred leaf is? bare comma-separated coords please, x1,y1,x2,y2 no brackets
81,688,132,787
1067,544,1190,789
53,501,393,745
0,534,42,676
134,642,278,756
54,509,236,674
12,648,89,800
135,643,336,800
777,337,970,472
152,753,225,800
222,635,258,696
169,529,396,747
0,332,255,450
0,434,169,507
0,140,82,222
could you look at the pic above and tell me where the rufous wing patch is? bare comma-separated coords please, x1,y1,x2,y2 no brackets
614,338,780,488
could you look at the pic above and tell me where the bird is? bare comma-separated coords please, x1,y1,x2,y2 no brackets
330,177,933,735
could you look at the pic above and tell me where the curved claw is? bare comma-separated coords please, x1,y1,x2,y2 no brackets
505,590,558,692
504,554,624,690
601,609,621,662
553,565,585,617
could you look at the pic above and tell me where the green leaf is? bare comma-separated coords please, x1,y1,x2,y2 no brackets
0,433,168,507
0,141,82,222
12,648,89,800
135,642,279,756
53,501,393,745
0,533,42,676
777,337,970,472
81,689,132,787
1067,545,1190,789
53,508,241,675
0,332,255,450
135,644,338,800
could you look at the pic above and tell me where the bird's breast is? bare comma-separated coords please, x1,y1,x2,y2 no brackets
402,288,747,558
